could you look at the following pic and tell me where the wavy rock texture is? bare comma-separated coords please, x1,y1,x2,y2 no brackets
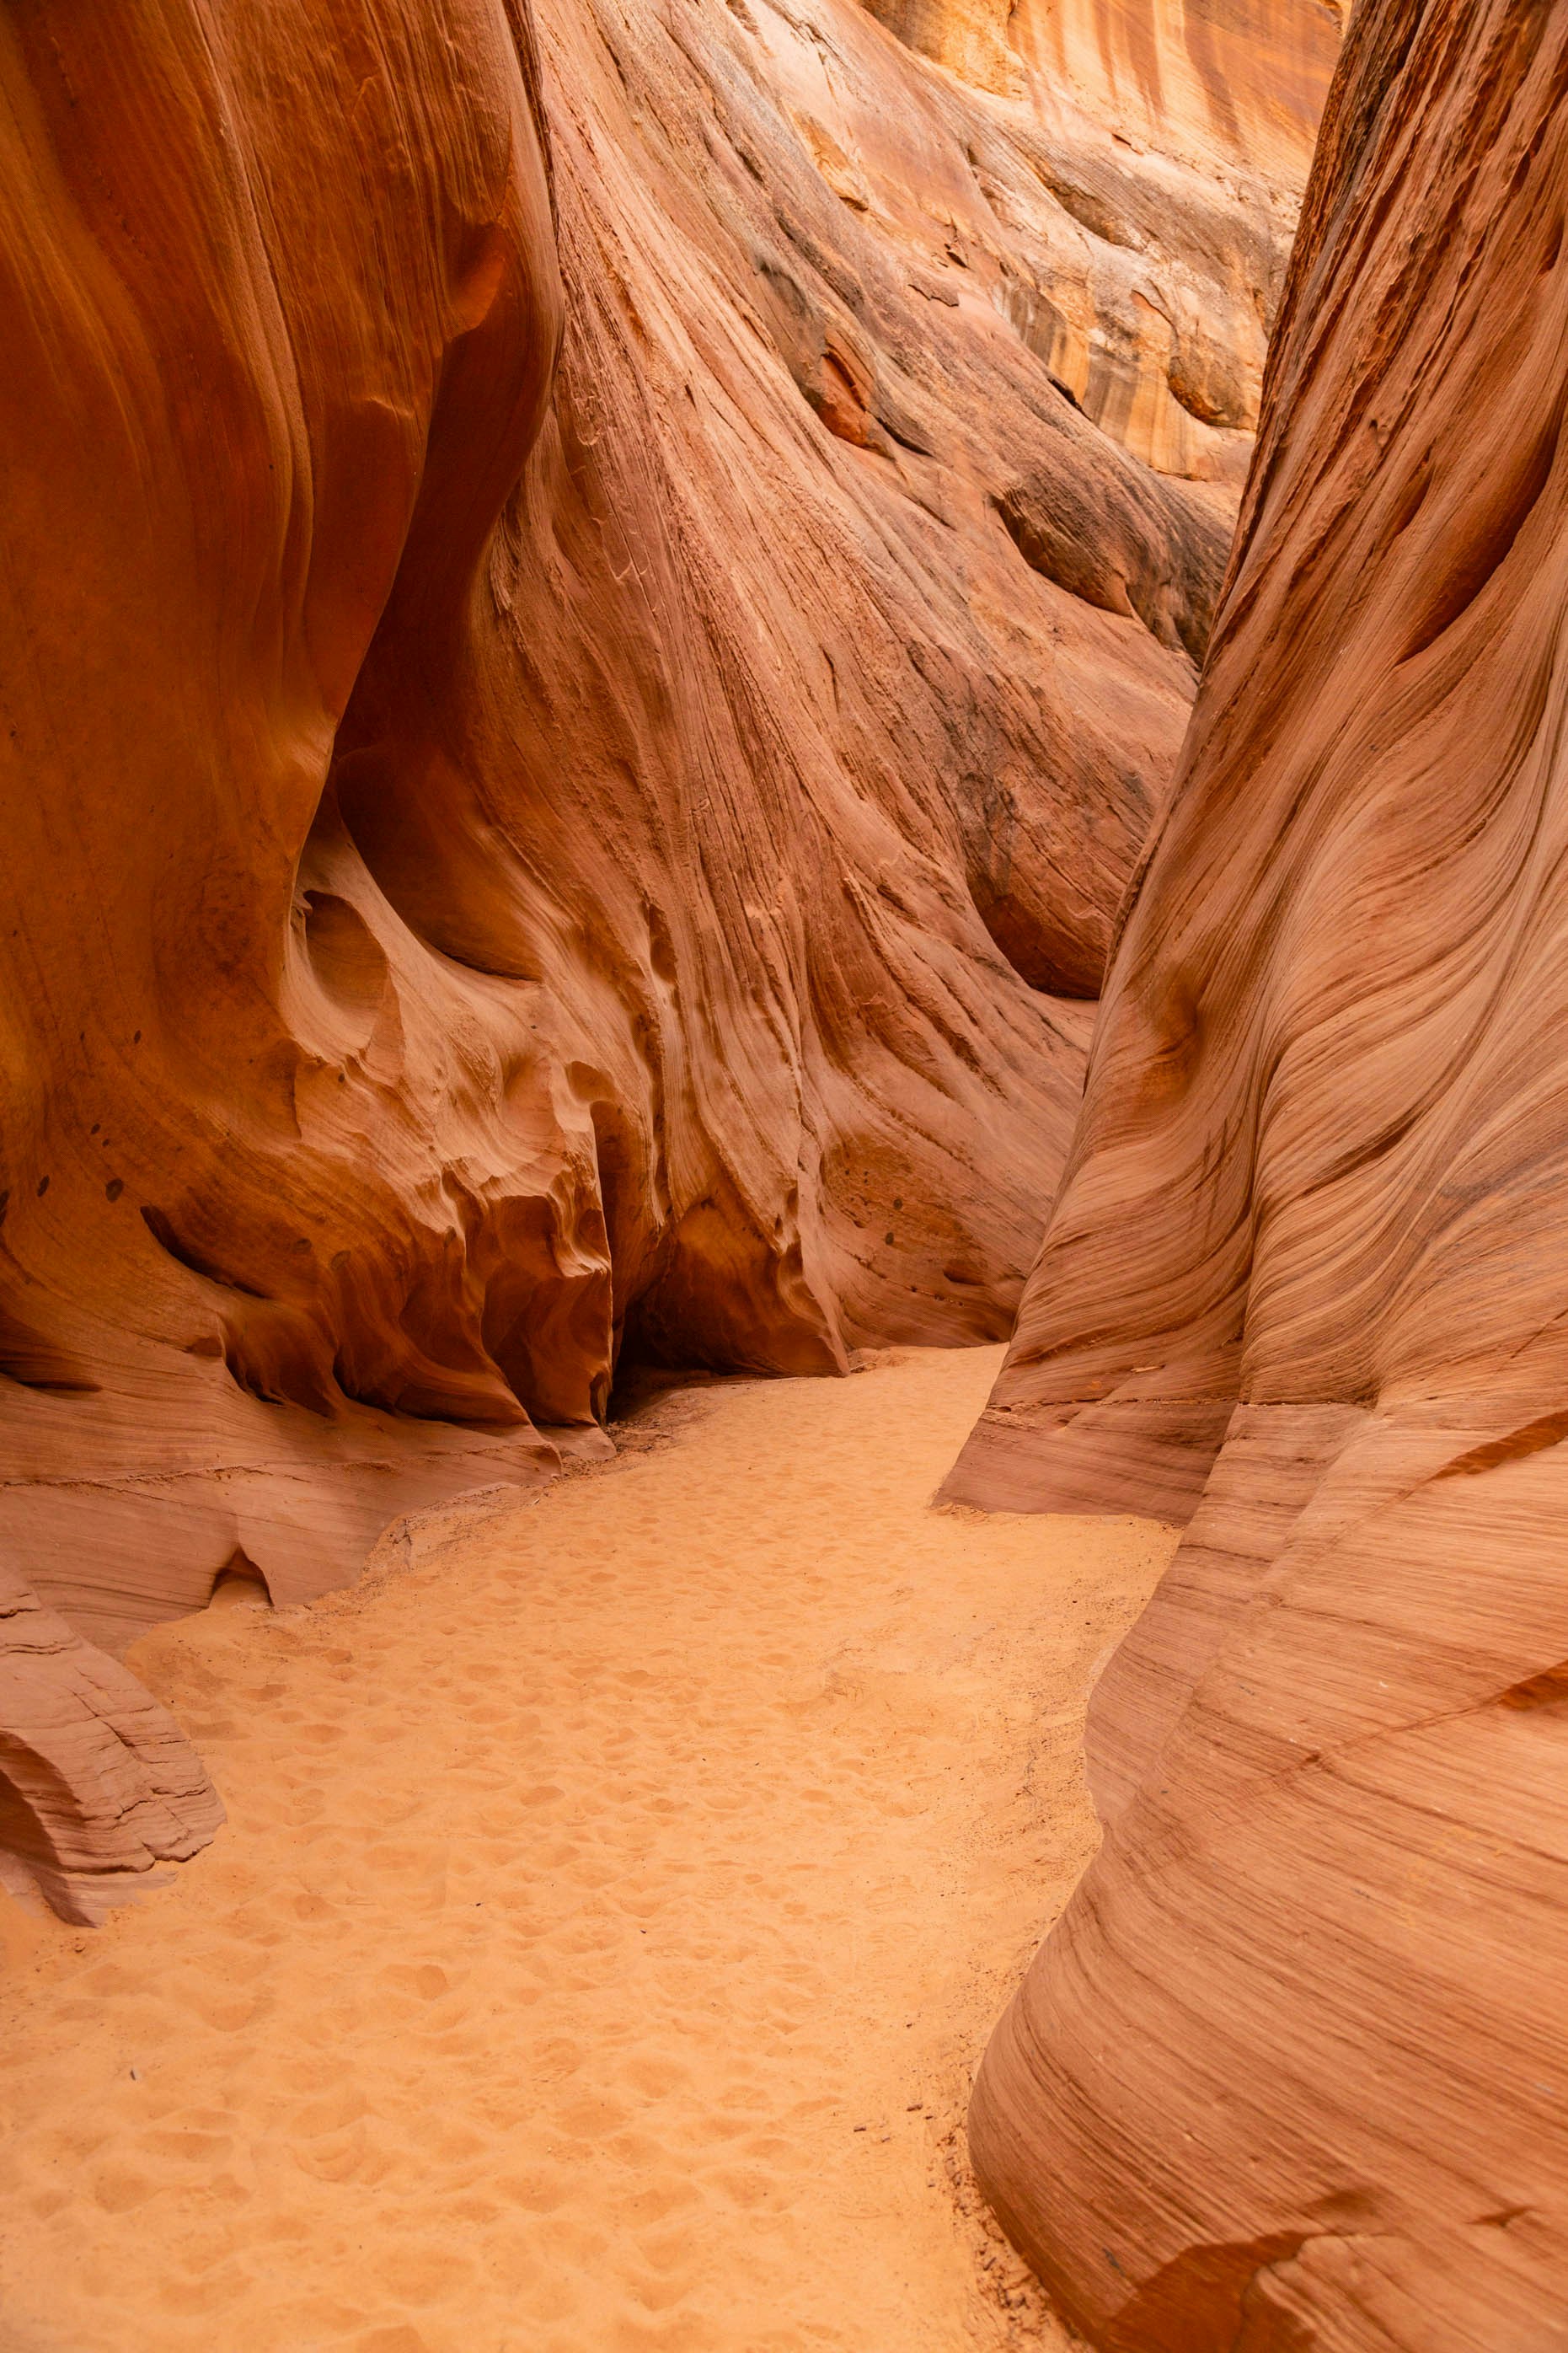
0,0,1328,1914
951,2,1568,2342
0,1563,225,1927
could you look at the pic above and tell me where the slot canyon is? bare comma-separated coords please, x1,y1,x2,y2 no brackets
3,0,1564,2347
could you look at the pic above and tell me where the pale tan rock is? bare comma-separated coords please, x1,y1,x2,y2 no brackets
952,1,1568,2340
860,0,1340,479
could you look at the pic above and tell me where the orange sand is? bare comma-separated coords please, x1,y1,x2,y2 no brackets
0,1346,1174,2353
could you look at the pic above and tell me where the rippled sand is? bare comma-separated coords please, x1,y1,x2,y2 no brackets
0,1345,1173,2353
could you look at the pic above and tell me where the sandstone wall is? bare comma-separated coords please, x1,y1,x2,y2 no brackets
861,0,1341,477
950,1,1568,2339
0,0,1329,1913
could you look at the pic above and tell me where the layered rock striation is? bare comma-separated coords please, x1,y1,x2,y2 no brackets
951,1,1568,2340
0,0,1329,1911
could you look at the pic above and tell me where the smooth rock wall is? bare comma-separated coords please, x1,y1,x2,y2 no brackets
0,0,1329,1911
952,1,1568,2340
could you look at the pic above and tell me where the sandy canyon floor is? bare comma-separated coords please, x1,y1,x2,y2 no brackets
0,1347,1173,2353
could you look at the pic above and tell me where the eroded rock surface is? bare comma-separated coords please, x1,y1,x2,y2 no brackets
0,0,1329,1912
951,2,1568,2340
0,1564,225,1927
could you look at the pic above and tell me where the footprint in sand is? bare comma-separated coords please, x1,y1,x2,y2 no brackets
0,1347,1173,2353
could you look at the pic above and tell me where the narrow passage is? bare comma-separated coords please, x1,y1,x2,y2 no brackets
0,1347,1173,2353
